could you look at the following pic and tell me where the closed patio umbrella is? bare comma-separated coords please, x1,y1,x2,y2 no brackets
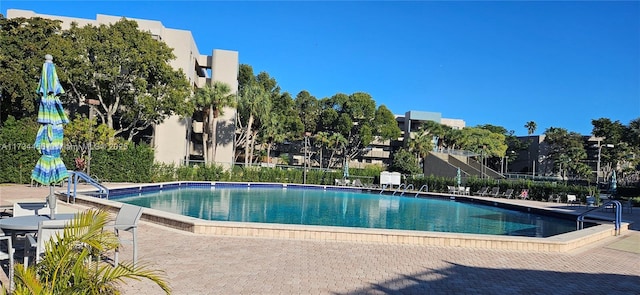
456,167,461,187
31,54,69,219
610,170,617,195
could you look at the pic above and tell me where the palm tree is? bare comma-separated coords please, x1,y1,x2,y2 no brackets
408,126,433,168
326,132,347,168
261,116,286,165
238,83,271,165
524,121,537,173
525,121,537,136
313,131,330,169
193,81,236,163
7,209,169,295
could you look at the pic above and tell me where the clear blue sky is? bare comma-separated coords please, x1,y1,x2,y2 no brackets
3,1,639,136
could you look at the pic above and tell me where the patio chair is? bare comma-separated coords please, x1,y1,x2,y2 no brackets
474,187,488,196
0,230,14,291
586,196,596,208
500,189,514,199
566,194,579,206
12,202,49,217
488,187,500,197
517,189,529,200
24,219,68,266
112,204,144,266
447,186,456,194
463,187,471,195
547,194,560,203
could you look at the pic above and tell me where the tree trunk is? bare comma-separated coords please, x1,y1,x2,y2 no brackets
244,115,254,165
207,105,215,163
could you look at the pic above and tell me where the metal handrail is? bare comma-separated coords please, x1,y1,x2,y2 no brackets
392,184,406,196
415,185,428,197
379,184,389,195
577,200,622,235
66,171,109,203
400,184,414,196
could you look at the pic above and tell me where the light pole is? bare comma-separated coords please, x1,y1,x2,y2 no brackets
597,143,614,187
85,99,100,176
303,132,310,184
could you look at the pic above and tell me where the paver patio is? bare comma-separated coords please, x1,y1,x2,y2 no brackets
1,184,638,294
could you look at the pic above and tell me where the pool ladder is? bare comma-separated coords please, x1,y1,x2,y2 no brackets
392,184,413,196
415,185,428,197
577,200,622,236
65,171,109,203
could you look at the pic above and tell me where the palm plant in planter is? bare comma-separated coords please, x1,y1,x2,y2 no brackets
3,209,170,294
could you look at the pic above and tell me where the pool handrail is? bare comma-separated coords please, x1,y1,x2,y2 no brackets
577,200,622,235
66,171,109,203
400,184,414,196
392,184,407,196
415,185,428,197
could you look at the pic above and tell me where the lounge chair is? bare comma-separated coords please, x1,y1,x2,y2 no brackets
474,187,488,196
586,196,596,208
447,186,456,194
488,187,500,197
547,194,560,203
352,179,364,187
500,189,514,199
517,189,529,200
463,187,470,195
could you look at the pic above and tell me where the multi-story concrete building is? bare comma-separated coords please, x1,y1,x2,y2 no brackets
355,110,466,168
7,9,239,167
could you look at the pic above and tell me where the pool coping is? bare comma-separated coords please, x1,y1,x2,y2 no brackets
69,181,630,253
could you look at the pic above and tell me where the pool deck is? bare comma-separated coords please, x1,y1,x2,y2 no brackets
1,183,639,294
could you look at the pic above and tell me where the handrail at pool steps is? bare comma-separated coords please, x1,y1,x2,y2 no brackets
66,171,109,203
415,185,428,197
577,200,622,235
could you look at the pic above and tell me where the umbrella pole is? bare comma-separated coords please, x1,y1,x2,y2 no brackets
48,185,56,219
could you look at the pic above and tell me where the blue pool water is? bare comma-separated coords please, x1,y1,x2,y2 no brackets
115,187,577,237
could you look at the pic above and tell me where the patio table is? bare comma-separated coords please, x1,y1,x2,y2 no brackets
0,214,75,232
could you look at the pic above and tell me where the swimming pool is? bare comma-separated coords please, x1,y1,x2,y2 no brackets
113,185,577,238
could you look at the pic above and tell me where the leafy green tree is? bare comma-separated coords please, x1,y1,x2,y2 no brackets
544,127,589,180
294,91,320,133
373,105,401,140
271,92,303,140
318,92,398,167
60,19,192,141
193,81,236,163
0,16,72,123
8,209,169,294
458,127,507,158
389,148,421,175
63,116,119,171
